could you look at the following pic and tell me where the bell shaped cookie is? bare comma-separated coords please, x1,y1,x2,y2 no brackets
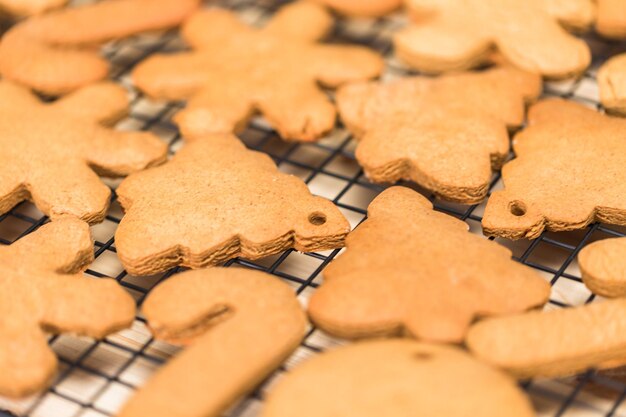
483,99,626,239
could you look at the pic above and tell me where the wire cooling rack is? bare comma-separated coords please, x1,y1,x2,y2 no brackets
2,1,626,416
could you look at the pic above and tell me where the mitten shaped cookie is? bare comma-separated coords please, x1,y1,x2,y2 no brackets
308,187,550,343
262,340,535,417
467,298,626,378
0,0,199,95
115,134,350,276
598,53,626,115
118,268,306,417
596,0,626,39
579,237,626,297
132,1,384,142
0,0,67,17
0,218,135,398
312,0,401,17
483,99,626,239
0,81,167,224
337,66,541,203
395,0,592,78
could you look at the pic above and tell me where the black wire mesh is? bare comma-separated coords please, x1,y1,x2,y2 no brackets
2,0,626,416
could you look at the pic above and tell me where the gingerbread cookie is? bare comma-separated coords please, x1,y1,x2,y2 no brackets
0,218,135,398
579,237,626,297
596,0,626,39
118,268,306,417
337,66,541,203
312,0,401,17
483,99,626,239
395,0,592,78
0,0,199,95
262,340,535,417
467,298,626,378
0,81,167,224
115,134,350,276
598,53,626,115
0,0,66,17
132,1,384,142
308,187,550,343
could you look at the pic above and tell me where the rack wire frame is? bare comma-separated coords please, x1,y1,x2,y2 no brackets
2,0,626,416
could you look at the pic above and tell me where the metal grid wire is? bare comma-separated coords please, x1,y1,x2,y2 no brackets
2,0,626,416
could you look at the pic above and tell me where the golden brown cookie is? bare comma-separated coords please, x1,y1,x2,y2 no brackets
0,0,66,17
115,134,350,276
0,0,199,95
337,66,541,203
0,81,167,224
312,0,401,17
579,237,626,297
396,0,592,78
132,1,384,142
262,340,536,417
308,186,550,343
467,298,626,379
596,0,626,39
0,81,167,223
118,268,306,417
483,99,626,239
598,53,626,115
0,218,135,398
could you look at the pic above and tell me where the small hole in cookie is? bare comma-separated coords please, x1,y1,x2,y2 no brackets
413,351,433,361
509,201,527,217
308,212,327,226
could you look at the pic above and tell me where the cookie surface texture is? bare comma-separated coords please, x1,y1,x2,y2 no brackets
308,186,550,343
467,298,626,378
118,268,307,417
395,0,592,78
0,0,67,17
0,218,135,398
0,81,167,224
312,0,401,16
337,66,541,203
262,340,536,417
579,237,626,297
0,0,199,95
115,134,350,276
132,1,384,142
596,0,626,39
483,99,626,239
598,53,626,115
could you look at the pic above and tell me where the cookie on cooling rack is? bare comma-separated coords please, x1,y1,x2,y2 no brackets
312,0,401,17
395,0,592,78
114,134,350,276
308,186,550,343
0,218,135,398
596,0,626,39
483,99,626,239
336,65,541,204
117,268,306,417
132,1,384,142
262,340,536,417
598,53,626,115
0,81,166,224
579,237,626,298
0,0,66,17
467,298,626,378
0,0,200,95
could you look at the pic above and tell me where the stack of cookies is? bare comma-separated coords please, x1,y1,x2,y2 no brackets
1,0,626,416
